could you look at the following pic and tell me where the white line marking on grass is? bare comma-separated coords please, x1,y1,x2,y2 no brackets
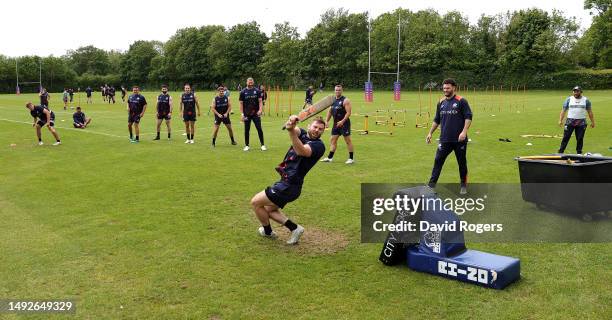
0,118,125,138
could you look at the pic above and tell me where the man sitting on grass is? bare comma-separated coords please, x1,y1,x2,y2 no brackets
73,106,92,128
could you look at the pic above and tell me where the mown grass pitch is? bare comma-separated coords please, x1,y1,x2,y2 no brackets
1,89,610,319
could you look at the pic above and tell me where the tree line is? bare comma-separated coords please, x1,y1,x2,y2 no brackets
0,1,609,93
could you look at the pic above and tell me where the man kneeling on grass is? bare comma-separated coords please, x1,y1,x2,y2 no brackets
73,107,92,128
250,116,326,245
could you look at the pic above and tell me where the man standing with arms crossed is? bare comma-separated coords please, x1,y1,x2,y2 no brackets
239,77,266,151
154,84,173,141
127,85,147,143
320,85,355,164
180,83,201,144
558,86,595,154
426,79,472,194
250,116,326,244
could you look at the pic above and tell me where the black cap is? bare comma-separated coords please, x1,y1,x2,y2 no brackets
572,86,582,91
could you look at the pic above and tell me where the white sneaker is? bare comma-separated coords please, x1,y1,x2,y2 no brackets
345,158,355,164
320,157,333,162
243,146,250,151
258,226,278,239
185,139,190,144
287,225,304,245
182,133,187,136
189,140,195,144
53,141,61,146
38,141,44,146
261,145,267,151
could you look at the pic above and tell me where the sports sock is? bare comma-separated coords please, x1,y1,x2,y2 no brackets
284,219,298,231
263,224,273,235
156,132,160,138
212,137,216,145
135,136,139,141
349,152,354,160
328,151,335,159
168,133,171,139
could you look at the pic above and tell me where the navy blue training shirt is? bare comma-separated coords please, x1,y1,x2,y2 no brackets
157,93,171,114
40,92,49,106
128,94,147,114
331,96,347,122
73,111,86,124
275,129,326,186
181,93,196,115
31,105,54,122
433,95,473,143
214,96,229,114
239,87,261,116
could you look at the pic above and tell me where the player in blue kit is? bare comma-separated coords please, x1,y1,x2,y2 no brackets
211,86,236,147
127,85,148,143
39,88,50,108
250,116,326,245
85,86,93,104
154,85,173,140
73,106,92,128
180,83,201,144
321,85,355,164
304,85,316,108
25,102,61,146
426,78,473,194
239,77,266,151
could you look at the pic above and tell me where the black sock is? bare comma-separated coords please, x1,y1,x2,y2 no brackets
129,133,133,139
230,135,235,142
168,133,171,139
135,136,139,141
263,224,273,235
349,152,354,160
328,151,335,159
156,132,160,138
187,134,191,140
191,132,195,140
284,219,298,231
212,137,216,145
57,139,60,142
38,138,42,142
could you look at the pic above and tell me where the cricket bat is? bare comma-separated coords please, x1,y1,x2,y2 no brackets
282,95,335,130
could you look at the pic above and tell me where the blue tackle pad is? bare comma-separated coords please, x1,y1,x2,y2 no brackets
406,246,521,289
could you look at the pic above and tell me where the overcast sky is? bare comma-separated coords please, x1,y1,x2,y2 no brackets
2,0,592,57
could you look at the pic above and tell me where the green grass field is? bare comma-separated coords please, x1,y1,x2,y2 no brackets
1,89,610,319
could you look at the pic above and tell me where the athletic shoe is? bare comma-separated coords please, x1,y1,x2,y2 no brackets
243,146,250,151
231,141,237,145
130,139,139,143
287,225,304,245
320,157,333,162
38,141,44,146
261,145,267,151
189,140,195,144
153,137,160,141
52,141,61,146
182,133,187,136
345,158,355,164
185,140,190,144
460,184,468,195
258,226,278,239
